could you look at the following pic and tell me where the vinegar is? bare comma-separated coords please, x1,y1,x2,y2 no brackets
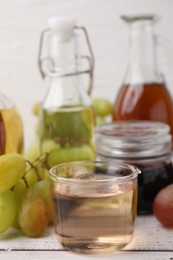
52,179,136,254
113,83,173,139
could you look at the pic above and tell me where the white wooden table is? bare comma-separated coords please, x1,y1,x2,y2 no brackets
0,216,173,260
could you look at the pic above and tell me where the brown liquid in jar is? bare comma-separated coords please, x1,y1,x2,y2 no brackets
136,162,173,214
113,83,173,139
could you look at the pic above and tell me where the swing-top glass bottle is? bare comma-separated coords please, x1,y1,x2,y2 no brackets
38,17,95,168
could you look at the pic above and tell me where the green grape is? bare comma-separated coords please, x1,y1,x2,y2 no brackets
18,186,48,237
27,138,40,162
41,139,60,154
47,144,95,168
77,144,95,160
34,180,53,225
13,179,26,197
24,168,38,187
13,179,27,229
12,160,49,228
66,145,95,161
12,159,50,228
0,153,26,192
25,162,31,172
92,98,113,117
13,166,42,228
43,169,51,181
0,190,18,233
32,101,42,116
38,167,51,181
47,147,68,168
27,138,60,163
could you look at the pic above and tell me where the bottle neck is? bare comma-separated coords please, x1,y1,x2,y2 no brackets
48,31,81,74
43,76,92,110
43,30,92,110
125,21,163,85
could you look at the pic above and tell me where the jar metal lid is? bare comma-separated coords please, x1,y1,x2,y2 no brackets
95,121,172,159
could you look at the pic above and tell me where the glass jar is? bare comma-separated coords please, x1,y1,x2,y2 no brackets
95,121,173,214
112,14,173,141
0,92,23,155
37,17,95,169
49,160,140,254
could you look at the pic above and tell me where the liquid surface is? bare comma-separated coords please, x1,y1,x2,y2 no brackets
0,108,23,155
52,178,136,254
113,83,173,139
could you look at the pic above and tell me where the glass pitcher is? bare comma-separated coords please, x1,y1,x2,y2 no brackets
112,14,173,140
37,17,95,168
0,92,23,155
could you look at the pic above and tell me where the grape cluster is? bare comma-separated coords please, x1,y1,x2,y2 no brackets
0,98,114,237
27,137,95,167
0,153,53,237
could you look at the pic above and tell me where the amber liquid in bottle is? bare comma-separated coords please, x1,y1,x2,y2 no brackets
113,82,173,139
0,107,23,155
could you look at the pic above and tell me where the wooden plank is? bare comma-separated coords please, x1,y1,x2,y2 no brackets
0,216,172,251
0,227,61,251
0,251,173,260
125,215,173,251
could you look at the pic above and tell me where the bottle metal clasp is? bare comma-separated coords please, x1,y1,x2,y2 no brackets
38,26,94,95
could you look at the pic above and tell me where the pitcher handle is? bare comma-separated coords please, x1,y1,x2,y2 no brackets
156,35,172,80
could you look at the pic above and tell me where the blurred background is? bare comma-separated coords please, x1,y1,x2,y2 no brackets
0,0,173,150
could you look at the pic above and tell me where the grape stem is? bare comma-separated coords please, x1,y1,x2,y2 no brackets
25,160,42,181
11,154,50,190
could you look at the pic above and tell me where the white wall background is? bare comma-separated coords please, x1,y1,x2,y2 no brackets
0,0,173,151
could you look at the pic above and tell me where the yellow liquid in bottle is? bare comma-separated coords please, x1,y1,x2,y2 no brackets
0,107,23,155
